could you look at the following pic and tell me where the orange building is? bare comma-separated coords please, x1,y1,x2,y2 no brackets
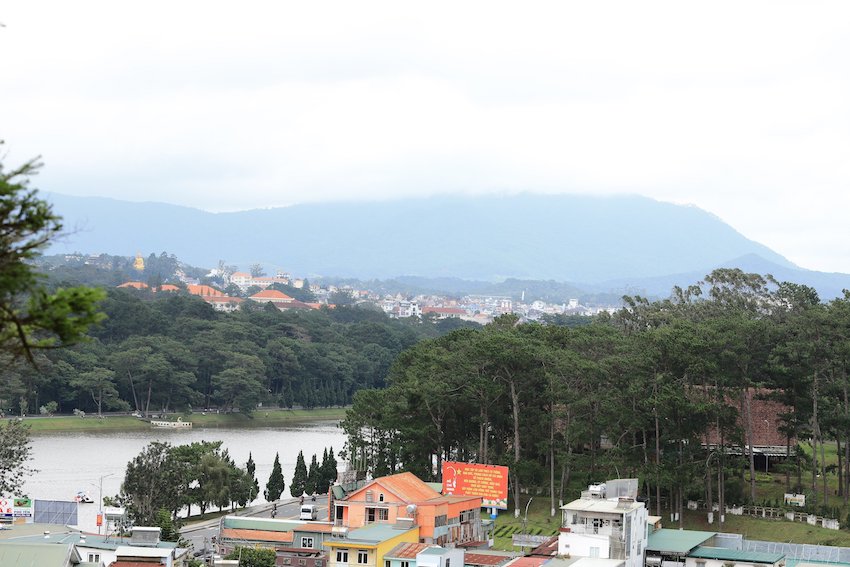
332,472,486,547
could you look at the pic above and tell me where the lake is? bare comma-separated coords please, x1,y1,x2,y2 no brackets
22,421,346,530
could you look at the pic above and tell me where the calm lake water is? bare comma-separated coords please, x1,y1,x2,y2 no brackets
23,421,346,529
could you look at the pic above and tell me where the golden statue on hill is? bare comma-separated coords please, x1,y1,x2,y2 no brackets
133,252,145,271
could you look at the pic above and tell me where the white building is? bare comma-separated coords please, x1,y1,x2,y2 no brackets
558,480,647,567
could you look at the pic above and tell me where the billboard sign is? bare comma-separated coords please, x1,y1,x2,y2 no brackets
442,462,509,510
0,497,34,522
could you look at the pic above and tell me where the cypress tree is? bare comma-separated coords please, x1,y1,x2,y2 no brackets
327,447,338,486
316,448,330,494
305,453,319,495
290,450,308,497
264,453,285,502
246,452,260,503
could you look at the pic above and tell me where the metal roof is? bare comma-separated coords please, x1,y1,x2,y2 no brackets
385,542,432,559
0,542,80,566
561,498,643,514
646,529,716,554
689,546,785,564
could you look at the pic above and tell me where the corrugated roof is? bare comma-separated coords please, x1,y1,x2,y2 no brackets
506,557,549,567
222,516,334,533
385,542,433,559
221,528,294,543
0,542,79,566
689,546,785,564
465,552,515,566
345,524,417,543
560,498,643,513
646,529,715,554
570,559,626,567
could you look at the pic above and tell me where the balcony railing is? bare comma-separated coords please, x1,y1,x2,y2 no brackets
563,524,623,539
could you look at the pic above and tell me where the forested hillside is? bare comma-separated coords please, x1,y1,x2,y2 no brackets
343,269,850,521
0,289,475,417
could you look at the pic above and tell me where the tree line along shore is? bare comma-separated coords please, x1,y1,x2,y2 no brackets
20,407,348,433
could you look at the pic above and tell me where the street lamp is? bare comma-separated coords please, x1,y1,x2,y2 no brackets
98,473,115,535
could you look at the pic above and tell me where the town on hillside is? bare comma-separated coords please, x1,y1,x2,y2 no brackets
74,251,619,323
2,465,844,567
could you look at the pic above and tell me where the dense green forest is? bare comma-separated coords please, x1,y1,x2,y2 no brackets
0,286,477,417
342,269,850,523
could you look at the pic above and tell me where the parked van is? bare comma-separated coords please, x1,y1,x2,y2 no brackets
300,504,318,520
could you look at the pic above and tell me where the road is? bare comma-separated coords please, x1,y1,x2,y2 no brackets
180,495,330,559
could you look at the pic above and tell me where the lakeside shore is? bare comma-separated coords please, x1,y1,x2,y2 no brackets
21,407,348,434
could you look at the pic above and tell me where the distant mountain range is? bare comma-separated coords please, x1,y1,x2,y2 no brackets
44,192,850,299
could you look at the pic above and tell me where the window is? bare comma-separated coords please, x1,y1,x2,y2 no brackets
358,551,369,564
446,559,450,567
379,493,385,502
401,562,410,567
284,559,292,565
316,561,323,567
87,554,100,563
459,509,476,523
367,507,389,522
337,550,349,563
386,561,391,567
590,547,600,559
302,537,315,548
300,560,307,566
366,490,374,502
435,514,447,527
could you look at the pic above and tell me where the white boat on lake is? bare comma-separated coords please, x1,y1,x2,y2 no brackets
150,417,192,429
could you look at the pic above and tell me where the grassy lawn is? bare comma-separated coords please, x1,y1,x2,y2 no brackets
680,509,850,547
491,497,562,551
492,494,850,551
23,407,348,434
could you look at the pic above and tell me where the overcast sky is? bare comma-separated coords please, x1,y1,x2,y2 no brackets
2,1,849,273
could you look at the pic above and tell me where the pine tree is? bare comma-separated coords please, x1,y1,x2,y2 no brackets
305,453,319,495
290,450,308,497
316,448,330,494
326,447,338,486
246,452,260,503
264,453,285,502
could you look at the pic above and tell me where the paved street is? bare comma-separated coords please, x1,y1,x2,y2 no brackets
180,495,330,559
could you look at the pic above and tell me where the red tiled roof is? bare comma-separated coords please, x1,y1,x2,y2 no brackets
221,527,294,543
371,472,440,503
529,536,559,557
386,542,432,559
117,281,148,289
506,557,550,567
465,554,513,566
158,284,180,292
187,284,223,297
251,289,294,300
